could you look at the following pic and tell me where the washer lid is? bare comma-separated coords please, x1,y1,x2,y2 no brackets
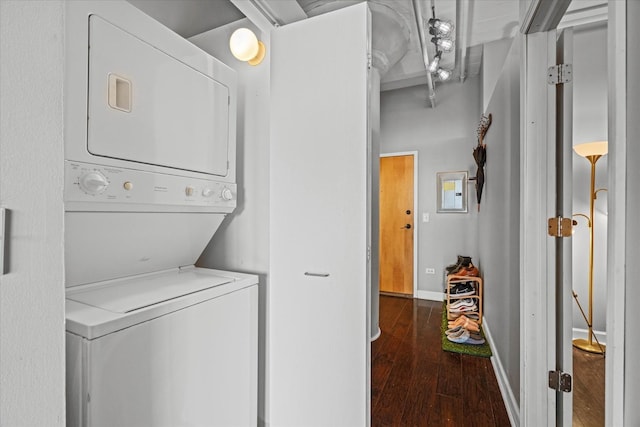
67,268,234,313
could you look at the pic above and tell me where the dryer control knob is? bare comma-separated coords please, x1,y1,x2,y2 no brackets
202,188,214,198
79,171,109,195
221,188,233,201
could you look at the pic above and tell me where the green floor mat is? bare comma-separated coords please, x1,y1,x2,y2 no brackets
441,303,492,358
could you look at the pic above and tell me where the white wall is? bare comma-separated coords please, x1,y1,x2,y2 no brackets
0,1,66,425
189,20,271,426
482,38,513,112
380,77,481,295
478,36,521,407
191,20,270,278
571,23,608,337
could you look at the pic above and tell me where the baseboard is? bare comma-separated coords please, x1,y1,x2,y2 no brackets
482,316,520,427
415,290,444,301
572,327,607,346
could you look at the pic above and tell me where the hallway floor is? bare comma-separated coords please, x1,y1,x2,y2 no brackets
372,295,511,426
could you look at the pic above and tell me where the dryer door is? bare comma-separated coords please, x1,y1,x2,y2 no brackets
87,15,230,177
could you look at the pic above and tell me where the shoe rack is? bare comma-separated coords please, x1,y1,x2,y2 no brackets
445,275,483,325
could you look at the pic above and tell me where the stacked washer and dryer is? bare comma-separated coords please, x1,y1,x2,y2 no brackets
64,2,258,426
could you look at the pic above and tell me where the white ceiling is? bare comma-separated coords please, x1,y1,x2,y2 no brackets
127,0,607,91
127,0,244,38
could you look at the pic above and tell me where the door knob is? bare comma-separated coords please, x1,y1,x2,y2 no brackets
401,224,412,229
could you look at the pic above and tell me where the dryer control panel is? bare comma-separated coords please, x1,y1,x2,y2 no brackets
65,161,236,212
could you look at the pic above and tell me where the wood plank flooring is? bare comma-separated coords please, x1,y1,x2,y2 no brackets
372,295,510,426
573,347,605,427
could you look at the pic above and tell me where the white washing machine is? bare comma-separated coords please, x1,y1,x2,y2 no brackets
66,268,258,427
63,2,257,426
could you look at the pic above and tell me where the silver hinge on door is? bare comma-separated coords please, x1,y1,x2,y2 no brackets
548,216,573,238
548,64,573,85
549,370,572,392
367,53,373,70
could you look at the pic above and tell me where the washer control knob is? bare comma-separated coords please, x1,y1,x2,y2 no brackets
221,187,233,201
185,186,195,197
123,181,133,191
79,171,109,195
202,188,214,198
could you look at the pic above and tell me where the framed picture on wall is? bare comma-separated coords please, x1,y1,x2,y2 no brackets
436,171,468,213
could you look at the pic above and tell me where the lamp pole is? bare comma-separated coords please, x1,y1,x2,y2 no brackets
572,141,607,354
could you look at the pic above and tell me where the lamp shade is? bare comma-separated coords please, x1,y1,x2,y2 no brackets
573,141,608,158
229,28,259,62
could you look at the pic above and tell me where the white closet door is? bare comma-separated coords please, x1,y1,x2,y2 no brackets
269,3,371,426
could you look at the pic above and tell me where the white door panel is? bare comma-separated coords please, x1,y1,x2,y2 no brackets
269,4,371,426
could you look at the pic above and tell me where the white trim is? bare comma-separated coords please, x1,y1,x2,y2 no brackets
606,2,626,425
558,2,607,29
380,151,419,298
519,30,557,426
483,316,520,427
415,290,443,302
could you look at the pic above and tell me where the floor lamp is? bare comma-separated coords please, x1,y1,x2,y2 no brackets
572,140,607,354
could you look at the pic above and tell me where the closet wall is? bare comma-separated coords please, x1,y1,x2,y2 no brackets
477,36,521,411
0,1,66,424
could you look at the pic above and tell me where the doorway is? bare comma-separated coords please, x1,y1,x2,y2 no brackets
379,152,417,297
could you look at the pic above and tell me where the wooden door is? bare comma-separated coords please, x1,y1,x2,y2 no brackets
379,155,414,295
269,3,371,426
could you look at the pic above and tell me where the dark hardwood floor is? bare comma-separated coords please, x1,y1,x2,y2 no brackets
573,347,605,427
372,295,511,427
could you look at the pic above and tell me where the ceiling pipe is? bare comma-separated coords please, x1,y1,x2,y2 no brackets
411,0,436,108
457,0,470,82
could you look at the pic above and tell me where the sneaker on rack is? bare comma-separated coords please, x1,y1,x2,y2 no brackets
450,298,475,309
449,282,475,296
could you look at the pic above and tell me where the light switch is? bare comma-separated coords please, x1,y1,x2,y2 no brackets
422,212,430,223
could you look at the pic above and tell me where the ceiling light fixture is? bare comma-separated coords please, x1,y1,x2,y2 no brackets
436,68,451,81
429,18,454,37
428,51,441,73
229,28,266,66
426,4,454,83
432,36,454,52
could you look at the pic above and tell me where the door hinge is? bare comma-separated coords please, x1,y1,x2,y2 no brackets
549,370,572,392
367,245,371,262
548,216,573,237
367,53,373,70
548,64,572,85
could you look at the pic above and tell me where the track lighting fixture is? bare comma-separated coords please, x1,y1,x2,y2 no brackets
428,17,454,37
436,68,451,81
426,4,454,82
432,36,454,52
428,51,441,73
